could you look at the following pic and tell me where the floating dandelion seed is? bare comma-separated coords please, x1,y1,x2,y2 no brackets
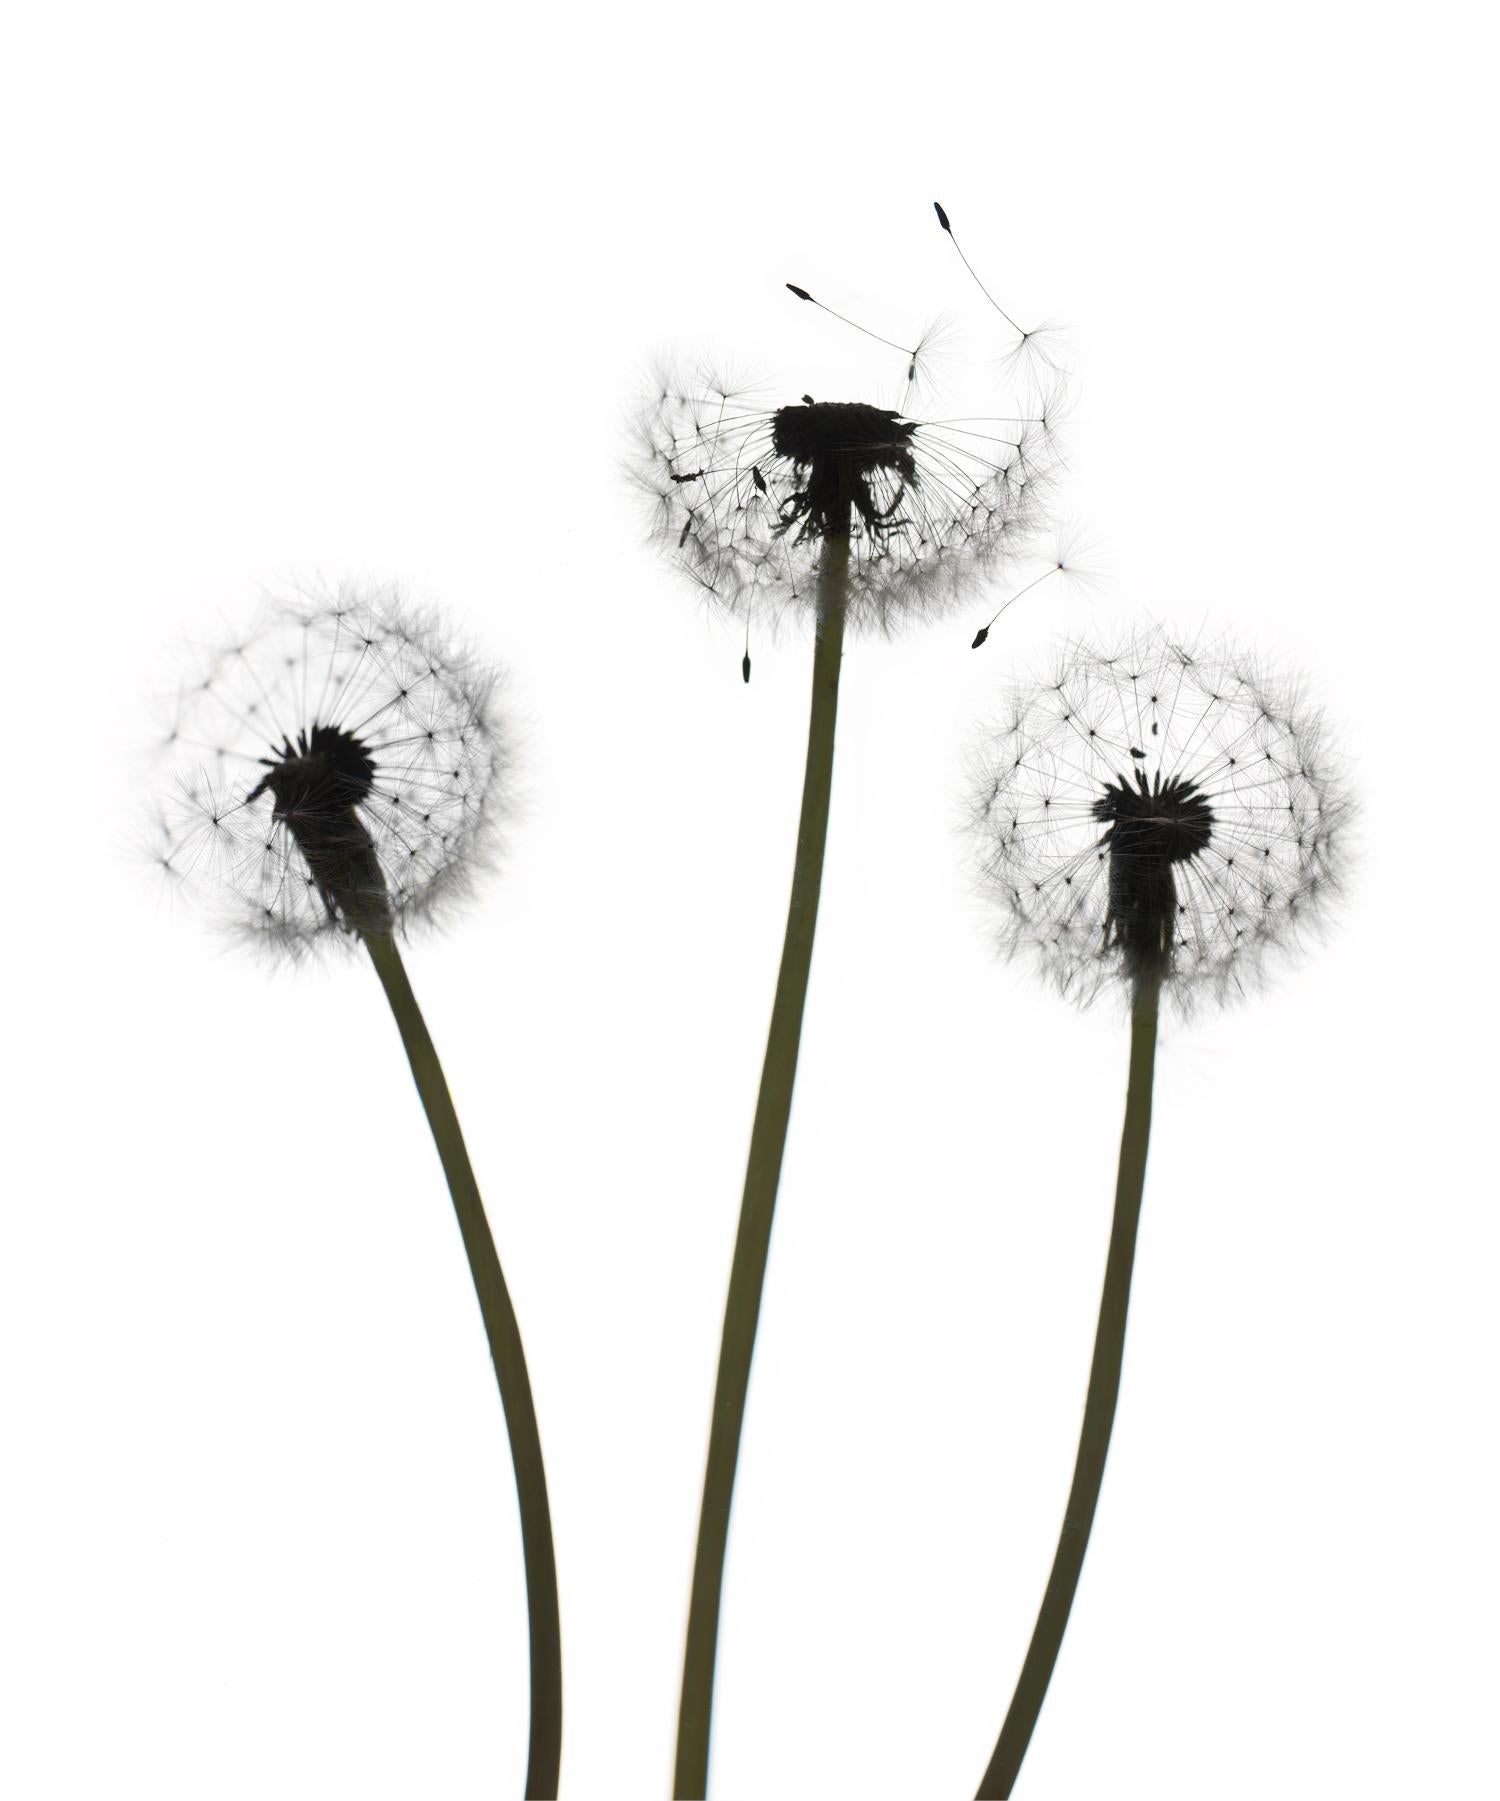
969,522,1098,650
636,354,1061,640
963,622,1350,1798
155,588,503,954
934,199,1070,375
968,623,1346,1010
784,280,958,409
151,585,562,1797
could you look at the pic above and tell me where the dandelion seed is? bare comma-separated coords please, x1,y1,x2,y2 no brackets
969,524,1101,651
151,584,562,1795
934,198,1070,375
964,622,1351,1797
783,280,956,408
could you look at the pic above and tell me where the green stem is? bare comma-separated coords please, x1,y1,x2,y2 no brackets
364,930,563,1799
977,972,1162,1799
674,537,851,1799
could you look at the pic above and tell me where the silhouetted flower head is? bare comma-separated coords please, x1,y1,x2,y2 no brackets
154,587,504,955
636,364,1062,635
968,625,1348,1009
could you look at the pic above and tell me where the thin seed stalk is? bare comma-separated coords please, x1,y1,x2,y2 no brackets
674,534,851,1799
977,970,1162,1799
364,929,563,1800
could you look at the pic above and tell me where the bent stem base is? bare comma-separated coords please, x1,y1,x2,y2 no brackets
364,929,563,1799
977,970,1161,1799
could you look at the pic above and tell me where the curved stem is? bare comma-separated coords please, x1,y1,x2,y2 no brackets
674,538,850,1798
364,930,563,1799
977,972,1162,1799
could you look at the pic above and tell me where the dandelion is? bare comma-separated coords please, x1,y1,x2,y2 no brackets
157,590,501,951
637,348,1063,648
154,586,562,1797
636,271,1067,1796
964,623,1350,1796
969,624,1343,1011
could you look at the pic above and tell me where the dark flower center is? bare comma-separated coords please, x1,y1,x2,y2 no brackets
770,400,918,541
1091,769,1215,973
247,723,388,931
249,723,376,818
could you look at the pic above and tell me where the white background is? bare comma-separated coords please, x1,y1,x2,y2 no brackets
2,4,1496,1797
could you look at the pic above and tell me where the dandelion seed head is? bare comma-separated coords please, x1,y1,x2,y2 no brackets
634,360,1063,636
966,623,1349,1011
153,585,506,957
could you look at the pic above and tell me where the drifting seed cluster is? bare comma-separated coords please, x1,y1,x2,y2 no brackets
154,588,504,954
968,626,1348,1009
636,368,1061,633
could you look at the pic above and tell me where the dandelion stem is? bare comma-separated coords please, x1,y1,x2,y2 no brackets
977,970,1161,1799
364,930,563,1800
675,532,851,1798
